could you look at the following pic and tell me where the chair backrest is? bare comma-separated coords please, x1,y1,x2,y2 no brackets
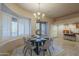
23,37,27,44
43,37,54,49
49,38,53,44
43,40,50,49
25,40,32,48
23,37,32,49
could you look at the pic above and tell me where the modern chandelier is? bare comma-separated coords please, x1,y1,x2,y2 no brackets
33,3,45,20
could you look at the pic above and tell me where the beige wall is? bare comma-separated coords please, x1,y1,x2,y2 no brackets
51,13,79,38
53,13,79,25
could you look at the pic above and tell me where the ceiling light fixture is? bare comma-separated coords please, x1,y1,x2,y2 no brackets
33,3,45,20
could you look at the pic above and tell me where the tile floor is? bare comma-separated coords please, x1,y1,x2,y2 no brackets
11,37,79,56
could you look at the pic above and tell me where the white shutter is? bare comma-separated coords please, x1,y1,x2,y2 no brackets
11,17,18,37
2,13,11,39
18,18,25,36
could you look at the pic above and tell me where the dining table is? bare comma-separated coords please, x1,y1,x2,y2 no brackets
30,36,48,55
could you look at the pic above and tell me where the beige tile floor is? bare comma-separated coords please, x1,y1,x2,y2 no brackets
11,37,79,56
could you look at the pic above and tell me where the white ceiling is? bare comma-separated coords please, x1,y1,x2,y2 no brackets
19,3,79,18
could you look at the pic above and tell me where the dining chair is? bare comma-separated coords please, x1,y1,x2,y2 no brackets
23,37,35,56
23,37,27,54
49,37,54,51
41,38,54,56
40,39,52,56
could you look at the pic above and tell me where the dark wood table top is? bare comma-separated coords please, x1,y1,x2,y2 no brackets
30,38,47,55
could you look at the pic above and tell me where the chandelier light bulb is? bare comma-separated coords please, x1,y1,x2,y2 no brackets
33,3,45,20
33,13,36,18
37,12,41,15
42,13,45,17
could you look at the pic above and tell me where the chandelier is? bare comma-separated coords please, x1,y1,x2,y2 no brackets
33,3,45,20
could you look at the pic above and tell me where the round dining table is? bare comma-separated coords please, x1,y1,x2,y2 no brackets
30,37,47,55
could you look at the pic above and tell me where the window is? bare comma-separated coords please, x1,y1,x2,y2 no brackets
2,12,31,39
18,18,31,36
11,18,18,37
2,13,11,39
25,19,31,35
36,21,48,35
18,19,25,35
12,18,31,36
51,25,58,37
41,23,47,35
36,23,40,30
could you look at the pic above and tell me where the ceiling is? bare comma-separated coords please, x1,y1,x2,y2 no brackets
18,3,79,18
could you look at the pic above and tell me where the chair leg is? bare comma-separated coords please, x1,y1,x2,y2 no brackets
23,45,27,54
30,49,32,56
43,51,45,56
52,46,54,51
48,49,51,56
24,48,27,56
42,49,46,56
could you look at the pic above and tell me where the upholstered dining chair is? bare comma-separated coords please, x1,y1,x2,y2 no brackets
40,39,52,56
41,38,54,56
49,37,54,51
23,37,35,56
23,37,27,54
